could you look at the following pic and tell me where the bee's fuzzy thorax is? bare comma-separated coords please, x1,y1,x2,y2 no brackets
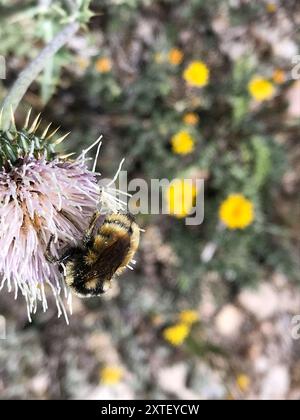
85,249,99,266
61,213,141,298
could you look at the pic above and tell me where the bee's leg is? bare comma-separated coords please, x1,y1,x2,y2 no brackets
82,211,101,246
45,234,59,263
45,235,74,267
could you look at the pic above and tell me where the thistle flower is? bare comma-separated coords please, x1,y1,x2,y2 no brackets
0,111,121,322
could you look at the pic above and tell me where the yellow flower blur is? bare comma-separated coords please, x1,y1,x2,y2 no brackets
100,365,123,385
166,179,197,218
248,77,275,101
236,374,251,392
183,112,199,126
272,69,286,85
179,310,199,325
171,130,195,155
168,48,184,66
183,61,210,87
266,2,277,13
163,323,190,346
95,57,112,73
219,194,254,230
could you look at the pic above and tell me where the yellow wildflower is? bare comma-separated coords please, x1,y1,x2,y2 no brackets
183,61,210,88
219,194,254,230
248,77,275,101
163,323,190,346
95,57,112,73
266,2,277,13
168,48,184,66
179,310,199,325
100,365,123,385
272,69,286,85
171,130,195,155
236,374,251,392
166,179,197,219
183,112,199,126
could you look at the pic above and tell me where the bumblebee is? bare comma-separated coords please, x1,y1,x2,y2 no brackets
46,212,140,297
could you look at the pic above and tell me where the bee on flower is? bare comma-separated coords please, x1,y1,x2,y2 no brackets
0,111,138,321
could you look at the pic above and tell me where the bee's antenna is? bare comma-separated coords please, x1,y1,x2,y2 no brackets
106,158,125,188
78,134,103,163
107,187,131,197
92,139,102,173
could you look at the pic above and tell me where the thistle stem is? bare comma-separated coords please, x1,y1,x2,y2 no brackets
1,20,80,130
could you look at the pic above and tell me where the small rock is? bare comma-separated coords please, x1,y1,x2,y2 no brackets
286,81,300,119
86,383,135,400
192,363,225,399
215,304,244,337
28,374,49,398
254,356,270,374
238,283,279,321
261,365,290,400
157,363,198,399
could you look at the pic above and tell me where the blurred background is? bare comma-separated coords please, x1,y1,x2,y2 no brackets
0,0,300,400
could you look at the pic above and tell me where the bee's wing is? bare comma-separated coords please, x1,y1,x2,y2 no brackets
93,234,131,279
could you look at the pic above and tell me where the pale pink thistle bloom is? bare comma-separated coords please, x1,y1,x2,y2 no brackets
0,116,124,322
0,156,100,320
